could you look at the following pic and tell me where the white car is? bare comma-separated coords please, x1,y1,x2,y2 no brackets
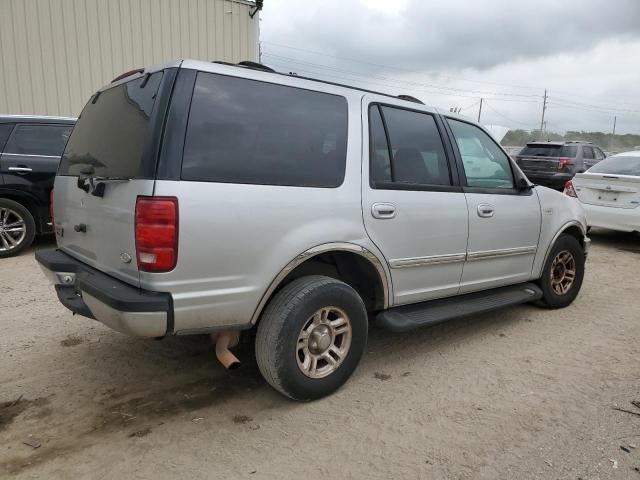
564,151,640,232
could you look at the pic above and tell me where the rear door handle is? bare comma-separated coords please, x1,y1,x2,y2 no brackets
477,204,495,218
8,166,33,173
372,203,396,219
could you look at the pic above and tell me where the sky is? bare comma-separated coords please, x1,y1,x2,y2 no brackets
259,0,640,135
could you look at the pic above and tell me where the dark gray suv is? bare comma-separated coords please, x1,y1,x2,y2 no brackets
515,141,607,190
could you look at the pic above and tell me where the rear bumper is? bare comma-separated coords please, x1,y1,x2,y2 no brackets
582,203,640,233
36,248,172,337
524,172,573,190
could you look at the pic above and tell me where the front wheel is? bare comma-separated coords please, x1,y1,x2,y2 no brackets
255,275,368,401
538,234,585,308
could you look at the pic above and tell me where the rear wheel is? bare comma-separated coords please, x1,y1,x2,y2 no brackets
255,275,368,400
0,199,36,258
538,234,585,308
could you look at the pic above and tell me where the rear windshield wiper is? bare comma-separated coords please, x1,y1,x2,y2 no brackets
77,174,130,197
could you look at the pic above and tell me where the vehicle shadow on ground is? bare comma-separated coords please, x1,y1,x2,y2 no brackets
588,228,639,253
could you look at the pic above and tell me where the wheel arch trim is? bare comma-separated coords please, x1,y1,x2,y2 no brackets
540,220,587,273
250,242,391,325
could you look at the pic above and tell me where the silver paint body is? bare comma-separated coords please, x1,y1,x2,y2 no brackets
50,60,588,336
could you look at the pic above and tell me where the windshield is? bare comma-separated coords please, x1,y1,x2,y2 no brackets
587,155,640,176
58,72,163,178
520,145,578,158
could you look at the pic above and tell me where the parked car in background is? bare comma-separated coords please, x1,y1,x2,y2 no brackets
0,115,75,257
564,151,640,233
37,60,589,400
515,141,606,190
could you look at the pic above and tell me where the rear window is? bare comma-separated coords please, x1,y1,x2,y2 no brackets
181,72,348,187
4,124,72,156
58,72,163,177
588,156,640,176
520,145,578,158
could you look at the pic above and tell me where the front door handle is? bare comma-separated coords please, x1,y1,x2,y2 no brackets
8,166,33,173
477,204,495,218
372,203,397,219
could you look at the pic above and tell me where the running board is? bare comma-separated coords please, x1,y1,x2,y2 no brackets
376,283,543,333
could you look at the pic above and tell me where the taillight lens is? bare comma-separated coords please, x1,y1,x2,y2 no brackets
135,196,178,272
563,180,577,198
49,189,54,224
558,157,571,171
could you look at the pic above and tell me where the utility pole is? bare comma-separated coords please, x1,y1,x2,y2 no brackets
477,98,483,123
539,89,547,136
613,115,617,136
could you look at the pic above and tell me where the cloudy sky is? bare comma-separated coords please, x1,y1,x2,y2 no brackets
260,0,640,135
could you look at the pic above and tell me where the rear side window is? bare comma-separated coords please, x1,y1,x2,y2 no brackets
181,72,348,187
59,71,163,177
368,105,451,187
0,124,14,151
520,145,577,158
4,124,72,156
582,146,595,159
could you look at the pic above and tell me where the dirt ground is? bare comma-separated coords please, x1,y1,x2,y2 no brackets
1,230,639,479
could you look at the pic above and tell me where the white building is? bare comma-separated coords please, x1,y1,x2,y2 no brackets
0,0,261,117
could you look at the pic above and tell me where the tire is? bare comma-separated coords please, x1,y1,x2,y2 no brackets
538,234,585,309
0,198,36,258
255,275,368,401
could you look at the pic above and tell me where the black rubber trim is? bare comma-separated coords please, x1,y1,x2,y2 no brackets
36,248,171,314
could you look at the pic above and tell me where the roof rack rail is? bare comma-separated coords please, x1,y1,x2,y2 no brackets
396,94,424,104
237,61,275,73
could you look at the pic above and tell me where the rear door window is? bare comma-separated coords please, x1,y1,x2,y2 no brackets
4,124,72,156
369,105,451,187
59,71,164,177
0,124,14,152
447,119,514,189
181,72,348,188
582,146,595,159
594,147,605,160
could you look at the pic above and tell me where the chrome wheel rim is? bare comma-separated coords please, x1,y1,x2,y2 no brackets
0,207,26,252
550,250,576,295
296,306,352,379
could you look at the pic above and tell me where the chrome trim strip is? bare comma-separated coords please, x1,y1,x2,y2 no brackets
467,246,537,261
2,152,60,159
250,242,391,324
389,253,466,269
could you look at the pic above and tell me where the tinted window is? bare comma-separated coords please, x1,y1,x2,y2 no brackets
181,73,348,187
369,106,392,184
369,105,451,187
4,124,72,156
0,124,14,151
59,71,163,177
588,155,640,175
594,147,605,160
448,119,514,189
582,146,595,159
520,145,577,157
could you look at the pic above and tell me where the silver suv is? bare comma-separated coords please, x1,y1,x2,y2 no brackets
37,60,590,400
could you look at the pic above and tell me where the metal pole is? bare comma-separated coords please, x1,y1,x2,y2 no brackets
477,98,483,123
613,115,617,136
539,89,547,135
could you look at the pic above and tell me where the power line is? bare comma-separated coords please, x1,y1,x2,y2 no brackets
483,102,539,129
262,41,545,92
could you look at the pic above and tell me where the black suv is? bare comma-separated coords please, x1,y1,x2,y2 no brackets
515,141,606,190
0,115,75,257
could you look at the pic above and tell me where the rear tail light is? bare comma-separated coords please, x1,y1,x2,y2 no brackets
49,190,54,224
135,196,178,272
558,157,571,171
563,180,577,198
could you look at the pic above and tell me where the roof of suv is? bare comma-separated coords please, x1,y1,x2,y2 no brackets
0,114,76,124
526,140,593,146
